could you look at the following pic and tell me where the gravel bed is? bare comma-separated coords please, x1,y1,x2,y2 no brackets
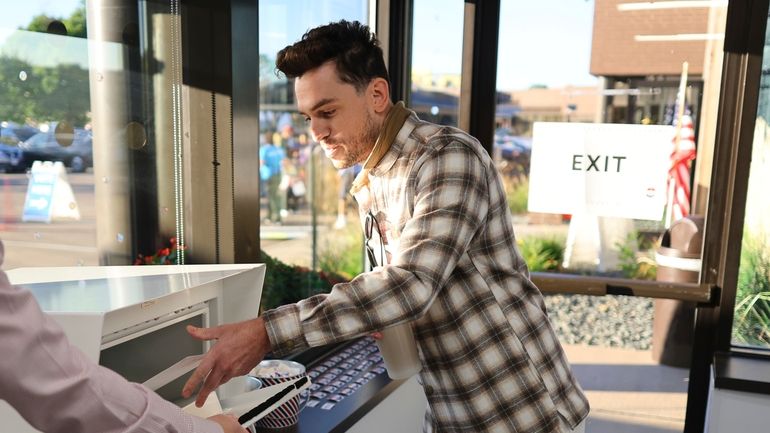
542,293,654,350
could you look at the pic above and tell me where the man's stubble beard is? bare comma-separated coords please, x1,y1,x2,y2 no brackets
332,111,380,169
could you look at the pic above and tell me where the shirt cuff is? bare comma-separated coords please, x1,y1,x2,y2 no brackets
262,304,308,356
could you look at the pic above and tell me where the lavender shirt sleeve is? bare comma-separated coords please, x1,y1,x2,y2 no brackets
0,241,221,433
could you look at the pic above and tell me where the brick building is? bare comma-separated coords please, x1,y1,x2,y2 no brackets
590,0,713,125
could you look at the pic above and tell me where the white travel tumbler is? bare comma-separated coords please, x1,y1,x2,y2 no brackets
375,322,422,380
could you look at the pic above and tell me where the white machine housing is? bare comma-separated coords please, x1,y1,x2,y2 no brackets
1,263,265,433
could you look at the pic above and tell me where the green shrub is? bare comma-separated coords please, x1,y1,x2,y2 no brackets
615,231,657,280
733,233,770,347
501,176,529,215
519,237,564,272
259,250,348,312
318,222,364,280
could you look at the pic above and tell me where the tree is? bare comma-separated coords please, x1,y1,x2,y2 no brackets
260,54,278,82
63,1,87,38
24,0,86,38
0,1,90,126
0,58,39,123
25,14,56,34
0,57,90,125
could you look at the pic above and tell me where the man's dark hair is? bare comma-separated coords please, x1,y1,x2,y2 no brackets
276,20,389,93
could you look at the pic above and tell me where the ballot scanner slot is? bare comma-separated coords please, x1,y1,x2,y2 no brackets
98,307,209,403
100,303,210,349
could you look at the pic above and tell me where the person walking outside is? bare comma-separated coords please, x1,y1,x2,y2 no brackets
260,129,286,224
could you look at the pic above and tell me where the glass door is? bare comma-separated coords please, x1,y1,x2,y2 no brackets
488,1,730,431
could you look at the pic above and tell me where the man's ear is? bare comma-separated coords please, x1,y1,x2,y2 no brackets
368,77,391,114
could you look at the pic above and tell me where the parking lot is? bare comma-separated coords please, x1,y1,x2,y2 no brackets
0,173,98,270
0,172,321,270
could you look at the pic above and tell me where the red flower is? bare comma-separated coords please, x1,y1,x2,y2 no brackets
134,237,185,265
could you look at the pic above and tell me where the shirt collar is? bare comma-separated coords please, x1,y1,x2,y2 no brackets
350,101,411,193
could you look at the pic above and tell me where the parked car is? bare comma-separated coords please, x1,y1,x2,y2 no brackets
0,122,33,173
493,128,531,178
17,128,93,173
0,143,22,173
1,121,39,144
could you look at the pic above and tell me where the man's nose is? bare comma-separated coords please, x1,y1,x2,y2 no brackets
309,119,329,142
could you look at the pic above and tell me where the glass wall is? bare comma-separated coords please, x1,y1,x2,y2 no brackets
492,1,728,431
409,0,463,126
256,0,371,309
0,1,371,296
0,0,765,429
493,2,728,281
0,1,98,269
0,0,184,268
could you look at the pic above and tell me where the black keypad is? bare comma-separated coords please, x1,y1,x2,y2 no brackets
302,337,388,411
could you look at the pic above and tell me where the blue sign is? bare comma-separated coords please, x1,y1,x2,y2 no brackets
22,165,57,222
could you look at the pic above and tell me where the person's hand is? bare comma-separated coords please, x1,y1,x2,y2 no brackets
182,317,272,407
207,413,248,433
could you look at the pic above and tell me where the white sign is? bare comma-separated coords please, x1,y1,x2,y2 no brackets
528,122,674,220
22,161,80,223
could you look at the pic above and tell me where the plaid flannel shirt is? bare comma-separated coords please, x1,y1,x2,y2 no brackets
264,113,589,432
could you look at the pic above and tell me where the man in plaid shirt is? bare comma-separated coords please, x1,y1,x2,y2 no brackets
183,20,589,433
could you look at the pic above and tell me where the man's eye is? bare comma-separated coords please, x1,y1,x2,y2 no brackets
320,110,335,118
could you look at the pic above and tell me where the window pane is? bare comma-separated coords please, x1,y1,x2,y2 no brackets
0,0,188,268
257,0,369,306
496,0,725,282
731,14,770,350
495,1,728,430
409,0,463,127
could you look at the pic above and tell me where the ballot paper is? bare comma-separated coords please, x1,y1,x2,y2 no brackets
181,375,310,429
142,355,311,428
182,392,224,418
142,354,205,391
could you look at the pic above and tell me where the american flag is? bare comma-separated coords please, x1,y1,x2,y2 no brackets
667,111,696,222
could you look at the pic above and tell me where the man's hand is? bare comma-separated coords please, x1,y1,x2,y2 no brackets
182,317,272,407
207,413,248,433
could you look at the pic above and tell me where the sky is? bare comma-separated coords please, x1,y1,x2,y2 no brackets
2,0,597,91
411,0,597,91
0,0,81,32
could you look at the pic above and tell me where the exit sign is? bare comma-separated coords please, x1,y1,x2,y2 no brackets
528,122,674,220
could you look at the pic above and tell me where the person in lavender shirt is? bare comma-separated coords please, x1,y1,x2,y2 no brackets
0,240,246,433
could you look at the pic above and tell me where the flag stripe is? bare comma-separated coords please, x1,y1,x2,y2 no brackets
668,113,696,221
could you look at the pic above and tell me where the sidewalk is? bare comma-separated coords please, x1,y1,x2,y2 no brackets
562,344,688,433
